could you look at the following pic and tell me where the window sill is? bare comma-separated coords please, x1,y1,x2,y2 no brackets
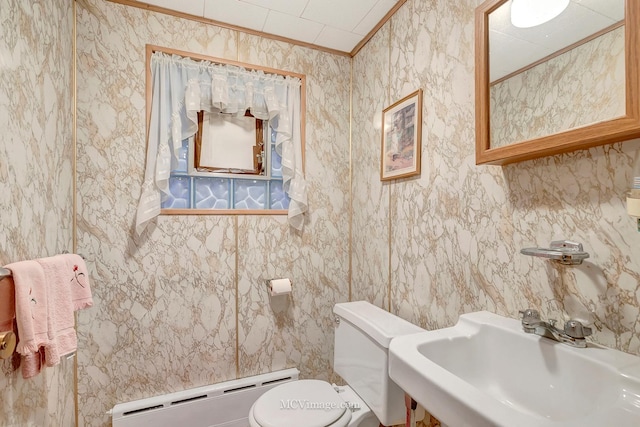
160,209,288,215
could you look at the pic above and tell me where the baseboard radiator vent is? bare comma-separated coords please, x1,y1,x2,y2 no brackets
110,368,299,427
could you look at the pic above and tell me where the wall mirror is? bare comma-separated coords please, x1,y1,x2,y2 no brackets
475,0,640,165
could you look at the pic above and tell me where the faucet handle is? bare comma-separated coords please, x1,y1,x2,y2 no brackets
519,308,539,319
564,320,592,339
519,309,540,330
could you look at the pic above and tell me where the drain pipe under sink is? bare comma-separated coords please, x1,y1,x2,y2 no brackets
404,394,417,427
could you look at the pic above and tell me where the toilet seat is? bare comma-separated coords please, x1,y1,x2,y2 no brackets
249,380,352,427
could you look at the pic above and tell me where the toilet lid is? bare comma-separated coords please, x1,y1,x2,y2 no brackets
253,380,349,427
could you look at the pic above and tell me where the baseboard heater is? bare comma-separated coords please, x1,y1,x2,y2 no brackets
110,368,299,427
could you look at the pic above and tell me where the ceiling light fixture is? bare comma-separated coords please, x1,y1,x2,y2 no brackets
510,0,570,28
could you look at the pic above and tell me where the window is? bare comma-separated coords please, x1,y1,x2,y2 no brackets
135,45,308,235
194,110,265,175
163,126,290,210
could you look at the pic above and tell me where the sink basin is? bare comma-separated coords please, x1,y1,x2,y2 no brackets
389,311,640,427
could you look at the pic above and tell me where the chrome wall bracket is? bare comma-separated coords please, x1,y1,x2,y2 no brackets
520,240,590,265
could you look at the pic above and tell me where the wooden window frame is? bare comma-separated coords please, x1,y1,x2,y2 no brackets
145,44,306,215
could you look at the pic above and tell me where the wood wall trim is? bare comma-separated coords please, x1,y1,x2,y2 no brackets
350,0,407,57
107,0,350,57
146,44,306,79
108,0,407,59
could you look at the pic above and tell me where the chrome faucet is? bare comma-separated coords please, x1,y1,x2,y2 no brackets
519,309,592,348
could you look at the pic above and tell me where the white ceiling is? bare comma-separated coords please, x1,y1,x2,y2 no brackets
132,0,403,53
490,0,625,81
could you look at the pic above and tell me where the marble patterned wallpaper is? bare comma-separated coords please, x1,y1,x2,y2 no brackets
352,0,640,422
351,24,391,310
491,26,625,148
0,0,75,425
75,0,350,425
4,0,640,425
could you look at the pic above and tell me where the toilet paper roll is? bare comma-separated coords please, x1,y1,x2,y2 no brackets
269,278,292,297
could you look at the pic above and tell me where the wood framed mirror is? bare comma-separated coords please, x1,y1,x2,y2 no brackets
475,0,640,165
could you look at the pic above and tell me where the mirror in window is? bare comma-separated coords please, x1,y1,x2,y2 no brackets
194,110,266,175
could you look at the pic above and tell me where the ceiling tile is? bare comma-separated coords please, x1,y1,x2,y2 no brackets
302,0,379,32
203,0,269,31
487,0,512,34
538,3,615,50
575,0,624,21
489,31,554,81
489,0,620,80
315,27,364,52
353,0,398,36
133,0,403,53
262,10,324,44
239,0,309,17
139,0,205,16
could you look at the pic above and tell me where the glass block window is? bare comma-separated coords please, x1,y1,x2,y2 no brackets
234,179,268,209
164,176,190,208
269,180,289,210
195,177,230,209
162,123,290,212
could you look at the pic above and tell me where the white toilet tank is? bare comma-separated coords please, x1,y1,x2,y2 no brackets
333,301,424,426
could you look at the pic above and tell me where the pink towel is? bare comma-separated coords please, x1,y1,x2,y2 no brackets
0,275,15,332
22,350,44,378
36,255,77,365
7,255,93,378
60,254,93,310
5,260,50,378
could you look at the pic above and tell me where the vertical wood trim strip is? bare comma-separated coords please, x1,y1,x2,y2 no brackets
348,58,353,302
386,17,393,314
234,216,239,379
72,2,79,426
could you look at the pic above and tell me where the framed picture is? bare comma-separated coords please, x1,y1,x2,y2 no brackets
380,89,422,181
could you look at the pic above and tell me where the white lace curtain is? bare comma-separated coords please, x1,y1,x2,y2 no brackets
135,52,307,234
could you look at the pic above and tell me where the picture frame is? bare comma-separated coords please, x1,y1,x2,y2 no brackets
380,89,423,181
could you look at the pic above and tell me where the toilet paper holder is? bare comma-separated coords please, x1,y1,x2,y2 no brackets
265,278,293,287
0,331,16,359
265,278,293,296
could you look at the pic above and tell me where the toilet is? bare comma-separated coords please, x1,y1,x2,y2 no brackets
248,301,425,427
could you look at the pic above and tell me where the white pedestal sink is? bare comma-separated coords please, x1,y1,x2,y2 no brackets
389,311,640,427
